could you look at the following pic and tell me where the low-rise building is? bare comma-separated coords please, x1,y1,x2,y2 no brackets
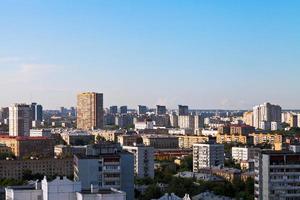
0,158,73,179
216,134,251,144
117,134,142,146
177,135,211,149
250,133,283,150
141,135,179,149
92,130,124,142
0,136,55,158
54,145,87,157
61,131,95,145
197,167,241,183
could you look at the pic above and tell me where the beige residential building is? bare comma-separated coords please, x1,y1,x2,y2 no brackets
117,134,143,146
92,130,124,142
0,158,73,179
250,133,283,150
77,92,104,130
141,135,179,149
177,135,210,149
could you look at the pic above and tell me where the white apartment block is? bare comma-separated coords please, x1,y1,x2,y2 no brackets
255,148,300,200
193,143,224,172
5,176,126,200
178,115,201,129
253,102,281,130
232,147,258,162
9,104,31,136
123,145,154,178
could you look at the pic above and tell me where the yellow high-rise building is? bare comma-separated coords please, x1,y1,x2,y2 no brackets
77,92,104,130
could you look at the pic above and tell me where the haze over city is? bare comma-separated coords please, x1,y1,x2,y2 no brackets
0,1,300,109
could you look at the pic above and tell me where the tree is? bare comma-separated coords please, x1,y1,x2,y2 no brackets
96,135,106,143
178,155,193,172
142,184,163,200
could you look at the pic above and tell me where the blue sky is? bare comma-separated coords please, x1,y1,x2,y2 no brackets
0,0,299,109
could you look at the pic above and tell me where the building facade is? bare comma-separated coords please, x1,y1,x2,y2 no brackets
255,149,300,200
193,143,224,171
77,92,104,130
9,104,31,137
123,145,154,178
253,102,282,130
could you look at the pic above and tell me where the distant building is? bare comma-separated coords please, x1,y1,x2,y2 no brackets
135,120,154,130
123,144,154,178
193,143,224,171
290,114,298,128
255,148,300,200
120,106,128,114
178,115,201,129
54,145,87,157
229,124,255,135
0,107,9,124
109,106,118,114
156,105,167,115
31,102,43,122
61,131,95,145
117,134,143,146
178,105,189,116
177,135,212,149
169,113,179,128
9,104,31,137
137,105,147,115
253,102,281,130
141,135,179,149
115,114,133,128
77,92,104,130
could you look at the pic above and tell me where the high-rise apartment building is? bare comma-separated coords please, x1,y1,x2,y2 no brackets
255,148,300,200
156,105,167,115
178,105,189,116
170,113,179,128
9,104,31,136
0,107,9,124
120,106,127,114
77,92,104,130
123,144,154,178
253,102,281,130
74,143,134,200
109,106,118,114
193,143,224,171
31,102,43,122
178,115,201,129
137,105,147,115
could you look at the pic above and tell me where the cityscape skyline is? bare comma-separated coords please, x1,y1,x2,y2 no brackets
1,1,300,109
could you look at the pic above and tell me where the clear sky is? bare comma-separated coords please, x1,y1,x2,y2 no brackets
0,0,299,109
